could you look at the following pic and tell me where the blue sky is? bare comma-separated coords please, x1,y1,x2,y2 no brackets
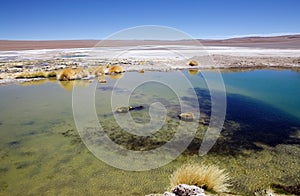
0,0,299,40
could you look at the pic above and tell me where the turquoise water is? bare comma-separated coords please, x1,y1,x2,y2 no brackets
222,70,300,120
0,70,299,195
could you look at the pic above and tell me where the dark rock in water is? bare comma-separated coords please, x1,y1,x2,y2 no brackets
130,105,144,111
178,112,194,121
165,184,206,196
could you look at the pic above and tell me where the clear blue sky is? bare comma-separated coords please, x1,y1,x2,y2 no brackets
0,0,299,40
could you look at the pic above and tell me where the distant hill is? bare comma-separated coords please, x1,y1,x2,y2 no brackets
198,34,300,48
1,34,300,51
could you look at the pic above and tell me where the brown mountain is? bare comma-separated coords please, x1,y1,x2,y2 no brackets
0,34,300,51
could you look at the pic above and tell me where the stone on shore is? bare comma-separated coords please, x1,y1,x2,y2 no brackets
164,184,206,196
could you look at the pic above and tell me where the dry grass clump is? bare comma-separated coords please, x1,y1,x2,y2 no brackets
169,163,231,193
16,71,46,79
57,68,79,81
188,60,199,66
16,71,57,79
47,71,57,77
108,65,123,74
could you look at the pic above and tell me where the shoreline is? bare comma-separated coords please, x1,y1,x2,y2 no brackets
0,46,299,84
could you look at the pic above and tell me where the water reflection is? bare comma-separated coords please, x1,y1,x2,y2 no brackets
59,80,90,91
188,69,199,75
18,78,56,86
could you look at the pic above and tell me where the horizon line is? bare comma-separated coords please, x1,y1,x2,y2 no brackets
1,32,300,41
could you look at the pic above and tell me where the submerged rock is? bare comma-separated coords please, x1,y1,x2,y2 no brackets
165,184,206,196
131,105,144,111
115,106,130,113
178,112,194,121
115,105,145,113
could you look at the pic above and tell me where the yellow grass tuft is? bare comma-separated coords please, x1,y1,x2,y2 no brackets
46,71,57,77
16,71,57,79
16,71,47,79
108,65,123,74
169,163,231,193
188,60,199,66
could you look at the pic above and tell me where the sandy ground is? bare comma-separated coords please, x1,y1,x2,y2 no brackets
0,45,299,67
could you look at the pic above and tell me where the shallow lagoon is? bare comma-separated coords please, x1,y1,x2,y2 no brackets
0,70,300,195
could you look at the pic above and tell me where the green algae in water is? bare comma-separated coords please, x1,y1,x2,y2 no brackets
0,70,300,195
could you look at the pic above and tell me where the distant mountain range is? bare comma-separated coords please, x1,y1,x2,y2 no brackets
1,34,300,51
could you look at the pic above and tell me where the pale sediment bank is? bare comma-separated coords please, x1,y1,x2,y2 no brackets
0,46,299,84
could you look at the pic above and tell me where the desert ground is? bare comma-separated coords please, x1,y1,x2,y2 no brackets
1,34,300,50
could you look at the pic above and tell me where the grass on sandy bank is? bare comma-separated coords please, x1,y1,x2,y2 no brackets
169,163,231,193
16,71,57,79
